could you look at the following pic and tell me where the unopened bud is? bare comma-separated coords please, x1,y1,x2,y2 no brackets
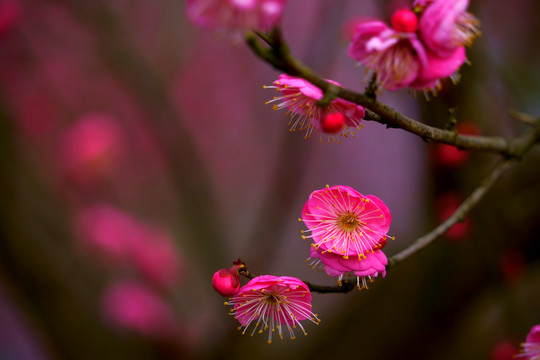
321,112,345,134
212,265,243,297
391,9,418,33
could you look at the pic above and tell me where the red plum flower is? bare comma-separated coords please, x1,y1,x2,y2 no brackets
491,341,519,360
308,246,387,289
186,0,286,35
517,325,540,359
301,185,393,258
432,122,480,167
265,74,365,143
102,281,178,339
414,0,480,58
226,275,320,343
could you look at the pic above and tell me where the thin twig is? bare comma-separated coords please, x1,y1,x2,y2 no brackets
388,159,515,266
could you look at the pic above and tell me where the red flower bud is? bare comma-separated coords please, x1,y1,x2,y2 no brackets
391,9,418,33
321,112,345,134
212,265,242,297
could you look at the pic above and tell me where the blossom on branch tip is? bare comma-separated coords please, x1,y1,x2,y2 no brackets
517,324,540,359
185,0,286,35
414,0,480,58
264,74,365,143
226,275,320,343
301,185,393,258
308,246,387,289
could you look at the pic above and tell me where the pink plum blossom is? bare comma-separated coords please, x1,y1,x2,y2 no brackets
301,185,393,258
517,325,540,359
265,74,365,143
414,0,481,58
185,0,286,34
102,281,178,339
226,275,320,343
348,20,427,90
308,246,387,289
408,46,466,91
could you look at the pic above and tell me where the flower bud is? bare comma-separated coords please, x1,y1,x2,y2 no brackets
320,112,345,134
212,265,242,297
391,9,418,33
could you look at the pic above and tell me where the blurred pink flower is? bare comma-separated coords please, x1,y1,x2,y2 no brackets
102,281,178,339
60,113,124,188
186,0,286,34
499,250,526,285
131,228,183,289
301,185,392,258
308,247,387,289
517,325,540,359
75,205,182,288
348,20,427,90
76,205,141,263
408,46,466,91
226,275,320,343
212,263,243,297
435,193,471,241
265,74,365,143
491,341,519,360
432,122,480,167
414,0,480,58
0,0,20,37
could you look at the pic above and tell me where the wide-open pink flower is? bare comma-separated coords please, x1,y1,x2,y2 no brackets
301,185,392,258
348,20,427,90
102,281,178,339
517,324,540,359
415,0,480,58
265,74,365,143
186,0,286,34
308,247,387,289
408,46,466,91
226,275,320,343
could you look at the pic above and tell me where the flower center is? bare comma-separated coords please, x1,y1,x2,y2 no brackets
338,212,359,232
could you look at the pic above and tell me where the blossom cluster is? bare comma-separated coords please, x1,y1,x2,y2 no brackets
349,0,480,92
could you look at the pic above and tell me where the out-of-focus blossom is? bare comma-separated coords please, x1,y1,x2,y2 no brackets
517,325,540,359
414,0,481,58
349,20,426,90
265,74,365,143
185,0,286,35
435,193,471,241
308,247,387,289
226,275,320,343
432,122,480,167
408,46,466,91
75,205,182,288
491,340,519,360
60,113,124,188
0,0,20,37
102,281,178,339
76,204,141,263
500,249,526,285
131,228,183,289
301,185,392,258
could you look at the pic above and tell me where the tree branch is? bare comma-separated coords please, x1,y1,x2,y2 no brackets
245,29,540,157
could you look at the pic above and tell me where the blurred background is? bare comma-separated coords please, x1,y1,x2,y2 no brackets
0,0,539,359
